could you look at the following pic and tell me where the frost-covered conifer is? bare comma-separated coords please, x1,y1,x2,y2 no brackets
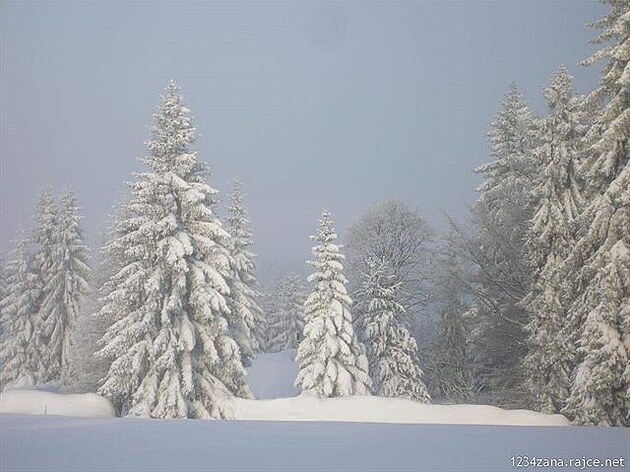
0,235,48,387
564,1,630,426
358,259,430,402
266,275,306,352
477,83,539,214
522,67,584,413
29,189,61,382
97,80,249,418
295,210,371,397
225,179,263,367
38,190,90,383
465,84,538,405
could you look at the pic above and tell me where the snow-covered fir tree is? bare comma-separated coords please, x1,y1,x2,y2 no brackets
96,80,250,418
266,275,306,352
521,67,585,413
357,258,430,402
295,210,371,397
38,189,91,383
225,179,263,367
30,189,61,382
465,83,539,406
0,234,48,387
563,0,630,426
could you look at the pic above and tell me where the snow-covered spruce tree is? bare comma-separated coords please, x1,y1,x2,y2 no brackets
563,0,630,426
97,80,250,418
266,275,306,352
28,189,62,382
465,83,538,407
0,234,48,387
225,179,263,366
37,189,91,384
521,67,585,413
357,258,429,402
295,210,371,397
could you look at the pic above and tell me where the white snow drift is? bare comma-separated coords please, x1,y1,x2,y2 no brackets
0,389,115,418
0,388,567,426
234,395,569,426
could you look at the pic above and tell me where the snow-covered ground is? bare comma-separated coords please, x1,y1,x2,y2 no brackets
243,350,568,426
0,388,115,418
236,395,569,426
1,414,628,472
0,350,568,426
0,387,568,426
0,351,627,471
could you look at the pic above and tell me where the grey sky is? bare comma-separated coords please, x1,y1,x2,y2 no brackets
1,1,604,283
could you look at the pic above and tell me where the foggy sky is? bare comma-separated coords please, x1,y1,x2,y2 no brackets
1,1,604,283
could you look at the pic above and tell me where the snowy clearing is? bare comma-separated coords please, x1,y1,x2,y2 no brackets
1,414,627,472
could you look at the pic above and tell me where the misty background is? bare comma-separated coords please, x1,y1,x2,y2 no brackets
0,1,604,284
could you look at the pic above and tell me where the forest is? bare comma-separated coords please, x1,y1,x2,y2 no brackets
0,0,628,428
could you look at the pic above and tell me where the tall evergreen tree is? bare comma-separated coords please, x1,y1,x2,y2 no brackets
564,0,630,426
266,275,306,352
358,259,430,402
38,190,91,383
33,189,59,294
522,67,585,413
97,80,249,418
295,210,371,397
30,189,60,382
465,84,539,406
0,235,48,387
225,179,263,367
